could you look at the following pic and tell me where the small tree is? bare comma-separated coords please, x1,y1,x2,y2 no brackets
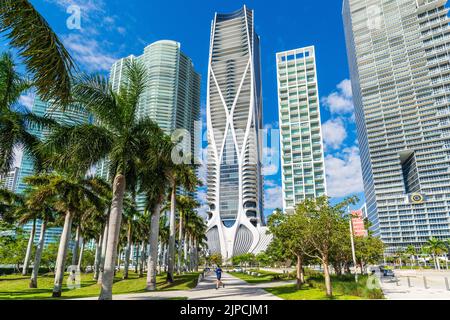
256,253,270,270
405,245,417,268
424,238,448,270
0,230,29,272
355,235,384,274
298,196,358,297
209,253,222,267
268,207,313,289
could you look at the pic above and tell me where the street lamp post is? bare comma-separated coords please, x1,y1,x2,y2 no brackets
348,206,358,283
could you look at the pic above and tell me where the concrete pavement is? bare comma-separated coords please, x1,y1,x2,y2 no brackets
74,272,287,300
379,269,450,300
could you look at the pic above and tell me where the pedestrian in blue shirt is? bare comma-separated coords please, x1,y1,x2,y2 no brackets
215,265,225,289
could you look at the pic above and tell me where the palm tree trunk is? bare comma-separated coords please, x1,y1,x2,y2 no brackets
146,203,161,291
77,239,85,272
93,234,102,281
134,242,139,274
167,185,176,283
99,174,126,300
97,217,109,284
139,241,145,277
194,238,199,272
187,235,192,272
163,243,167,272
29,220,47,288
178,212,183,274
22,218,36,276
116,248,121,275
123,222,132,279
52,211,74,297
183,232,188,272
71,225,81,266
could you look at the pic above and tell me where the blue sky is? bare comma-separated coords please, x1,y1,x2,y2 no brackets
21,0,366,217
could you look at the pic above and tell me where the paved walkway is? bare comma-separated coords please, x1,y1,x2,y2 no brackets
75,273,287,300
379,270,450,300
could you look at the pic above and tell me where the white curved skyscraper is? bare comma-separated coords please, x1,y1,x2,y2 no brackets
206,6,269,261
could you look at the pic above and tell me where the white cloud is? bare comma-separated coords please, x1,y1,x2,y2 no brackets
46,0,105,15
196,188,209,219
262,146,280,176
62,34,116,72
117,26,127,35
325,147,364,198
264,179,283,210
337,79,352,98
322,79,354,114
322,118,347,150
19,92,35,110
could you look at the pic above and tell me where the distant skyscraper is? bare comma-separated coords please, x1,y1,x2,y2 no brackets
15,96,89,246
98,40,201,212
343,0,450,252
206,6,269,260
0,167,19,192
276,46,327,212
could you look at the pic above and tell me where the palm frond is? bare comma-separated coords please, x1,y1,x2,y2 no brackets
41,123,113,173
72,73,121,130
0,0,75,105
0,51,32,110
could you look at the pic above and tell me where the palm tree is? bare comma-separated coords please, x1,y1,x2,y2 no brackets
0,0,75,105
121,197,139,279
24,173,106,297
424,238,448,271
12,193,37,276
158,213,170,273
42,60,165,300
405,245,417,268
21,187,56,288
0,188,20,222
134,211,150,277
184,209,205,271
138,134,173,289
166,164,201,283
0,52,57,174
177,196,200,272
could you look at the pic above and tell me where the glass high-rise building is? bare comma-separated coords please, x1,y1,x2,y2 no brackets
343,0,450,252
97,40,201,212
15,97,89,246
206,6,269,260
276,46,327,213
0,167,19,192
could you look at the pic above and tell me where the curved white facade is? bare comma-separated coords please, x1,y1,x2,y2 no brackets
206,6,265,261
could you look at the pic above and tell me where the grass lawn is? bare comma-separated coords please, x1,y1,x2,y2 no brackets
231,270,384,300
266,285,363,300
229,270,293,284
265,274,384,300
0,271,200,300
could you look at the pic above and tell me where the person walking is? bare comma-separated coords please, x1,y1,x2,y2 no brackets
215,265,224,289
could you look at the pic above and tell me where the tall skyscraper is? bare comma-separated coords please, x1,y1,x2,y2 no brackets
343,0,450,252
98,40,201,212
206,6,269,260
15,97,89,246
276,46,327,213
0,167,19,192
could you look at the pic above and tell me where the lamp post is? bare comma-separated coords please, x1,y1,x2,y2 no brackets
348,206,358,282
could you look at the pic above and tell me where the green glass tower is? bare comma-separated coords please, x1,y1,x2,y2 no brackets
97,40,201,212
